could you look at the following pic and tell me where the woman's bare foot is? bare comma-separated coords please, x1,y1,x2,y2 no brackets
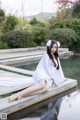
8,93,22,102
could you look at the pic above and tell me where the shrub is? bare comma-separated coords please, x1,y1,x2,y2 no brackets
69,36,80,52
49,18,80,35
2,15,18,33
0,41,9,49
31,25,47,45
49,28,78,48
65,18,80,35
0,30,35,48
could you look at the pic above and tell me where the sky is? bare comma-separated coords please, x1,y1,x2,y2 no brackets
0,0,59,17
0,0,78,17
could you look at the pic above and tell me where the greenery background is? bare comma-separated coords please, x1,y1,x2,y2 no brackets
0,3,80,52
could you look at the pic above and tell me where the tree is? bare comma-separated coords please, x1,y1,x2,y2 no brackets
0,9,5,23
30,17,45,27
2,15,18,33
30,17,38,25
58,0,79,4
72,4,80,18
31,24,47,45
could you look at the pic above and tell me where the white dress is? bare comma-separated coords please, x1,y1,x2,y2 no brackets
33,53,65,88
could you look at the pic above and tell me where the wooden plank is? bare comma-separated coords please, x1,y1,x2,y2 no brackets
0,79,77,115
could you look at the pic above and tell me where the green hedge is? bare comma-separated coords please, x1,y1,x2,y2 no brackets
49,17,80,52
49,28,79,52
49,18,80,35
0,41,9,49
69,36,80,52
50,28,77,47
0,30,36,48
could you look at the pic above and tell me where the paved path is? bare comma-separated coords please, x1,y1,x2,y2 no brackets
0,50,45,60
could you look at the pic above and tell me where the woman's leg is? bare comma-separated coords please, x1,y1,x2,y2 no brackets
28,81,57,96
9,79,47,102
28,83,49,96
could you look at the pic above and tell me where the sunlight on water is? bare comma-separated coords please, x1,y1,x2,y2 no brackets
59,91,80,120
20,91,80,120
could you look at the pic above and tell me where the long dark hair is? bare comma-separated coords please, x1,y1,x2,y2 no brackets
47,40,59,70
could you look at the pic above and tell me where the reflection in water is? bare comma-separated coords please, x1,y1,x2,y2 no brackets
59,91,80,120
22,97,63,120
42,97,63,120
21,91,80,120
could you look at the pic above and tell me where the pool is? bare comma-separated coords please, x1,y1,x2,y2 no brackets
15,55,80,88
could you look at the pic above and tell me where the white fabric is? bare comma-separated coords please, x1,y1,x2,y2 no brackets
0,77,34,87
46,40,60,47
57,41,60,47
33,53,65,88
46,39,52,46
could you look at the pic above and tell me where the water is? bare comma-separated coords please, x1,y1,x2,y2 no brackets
60,55,80,88
58,92,80,120
14,55,80,120
20,91,80,120
17,55,80,88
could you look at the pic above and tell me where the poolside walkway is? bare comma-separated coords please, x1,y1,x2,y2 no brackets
0,47,73,65
0,47,69,60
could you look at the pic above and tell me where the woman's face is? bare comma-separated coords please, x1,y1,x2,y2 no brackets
51,43,58,55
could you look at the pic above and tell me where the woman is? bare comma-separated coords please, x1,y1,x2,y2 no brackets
9,40,65,102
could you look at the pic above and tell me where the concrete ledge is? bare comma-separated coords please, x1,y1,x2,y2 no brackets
0,47,68,54
0,79,77,115
0,51,74,65
0,54,42,65
0,65,34,76
0,47,42,54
